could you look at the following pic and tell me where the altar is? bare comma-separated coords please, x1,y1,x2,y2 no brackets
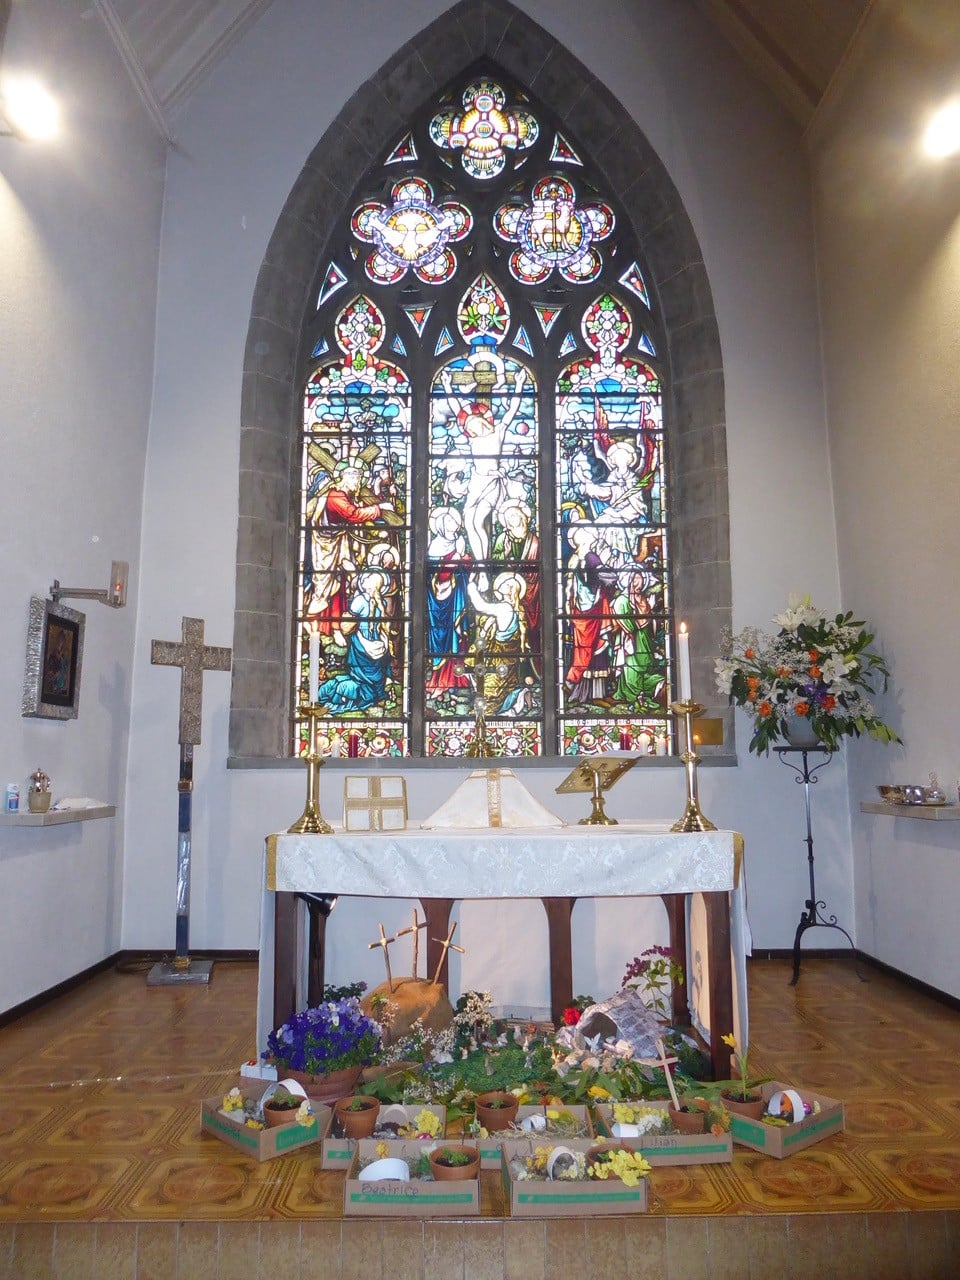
258,823,747,1080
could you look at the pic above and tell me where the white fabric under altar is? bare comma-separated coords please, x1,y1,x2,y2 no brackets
257,822,750,1057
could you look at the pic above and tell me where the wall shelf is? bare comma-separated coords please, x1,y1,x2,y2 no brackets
860,801,960,822
0,805,116,827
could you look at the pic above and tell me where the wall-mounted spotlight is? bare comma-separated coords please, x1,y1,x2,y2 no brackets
0,73,60,141
50,561,129,609
923,98,960,160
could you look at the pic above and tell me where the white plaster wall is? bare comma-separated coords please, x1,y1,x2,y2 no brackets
121,0,842,1014
0,2,164,1008
813,2,960,998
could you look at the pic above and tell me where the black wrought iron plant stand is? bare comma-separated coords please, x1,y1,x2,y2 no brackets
776,746,866,985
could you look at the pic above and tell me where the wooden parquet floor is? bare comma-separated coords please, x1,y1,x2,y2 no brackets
0,956,958,1278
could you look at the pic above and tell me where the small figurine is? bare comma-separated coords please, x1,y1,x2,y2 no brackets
28,768,52,814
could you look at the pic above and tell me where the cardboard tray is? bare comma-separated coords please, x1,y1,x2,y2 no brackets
200,1078,330,1162
593,1100,732,1165
726,1081,845,1157
343,1139,480,1217
477,1103,593,1169
321,1103,446,1170
500,1138,648,1217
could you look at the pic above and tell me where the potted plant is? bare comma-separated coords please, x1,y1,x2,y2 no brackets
334,1093,381,1139
667,1095,731,1136
428,1144,481,1181
719,1032,764,1118
262,1086,305,1128
474,1089,519,1131
715,595,900,754
264,995,382,1103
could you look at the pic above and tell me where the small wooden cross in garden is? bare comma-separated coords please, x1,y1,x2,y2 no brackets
397,908,427,979
636,1037,682,1111
368,922,396,992
431,922,466,987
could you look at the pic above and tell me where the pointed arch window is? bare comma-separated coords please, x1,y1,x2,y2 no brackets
295,71,674,759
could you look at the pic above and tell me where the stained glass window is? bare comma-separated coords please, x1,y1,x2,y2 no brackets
296,71,673,758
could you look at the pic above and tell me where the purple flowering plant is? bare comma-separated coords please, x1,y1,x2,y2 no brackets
621,945,684,1019
265,996,382,1074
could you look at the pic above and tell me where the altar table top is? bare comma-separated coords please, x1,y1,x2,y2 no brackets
266,823,743,900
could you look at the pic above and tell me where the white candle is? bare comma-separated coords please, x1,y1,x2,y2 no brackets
656,733,668,757
308,633,320,704
677,622,692,701
637,731,652,754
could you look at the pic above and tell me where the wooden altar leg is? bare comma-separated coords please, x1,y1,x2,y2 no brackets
705,890,734,1079
420,899,455,991
541,897,576,1027
273,891,297,1032
661,893,692,1025
301,893,337,1007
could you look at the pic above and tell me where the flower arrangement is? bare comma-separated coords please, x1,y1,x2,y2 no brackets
264,996,381,1075
586,1144,652,1187
621,946,684,1019
610,1101,672,1135
715,595,900,754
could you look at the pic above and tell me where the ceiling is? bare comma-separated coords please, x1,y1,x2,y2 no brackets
91,0,874,139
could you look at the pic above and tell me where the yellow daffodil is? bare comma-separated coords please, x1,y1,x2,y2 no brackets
588,1084,612,1099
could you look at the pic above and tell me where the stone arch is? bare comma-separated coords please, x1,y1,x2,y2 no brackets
230,0,730,761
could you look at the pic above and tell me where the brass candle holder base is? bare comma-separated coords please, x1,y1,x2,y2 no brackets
289,704,333,835
670,700,717,833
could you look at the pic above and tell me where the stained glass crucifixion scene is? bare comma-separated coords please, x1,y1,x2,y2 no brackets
296,72,673,760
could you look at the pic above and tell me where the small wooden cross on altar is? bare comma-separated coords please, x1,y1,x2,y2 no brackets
431,922,466,987
368,923,396,992
151,616,232,745
397,908,427,979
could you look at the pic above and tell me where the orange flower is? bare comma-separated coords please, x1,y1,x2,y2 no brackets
747,689,758,702
809,665,822,679
744,647,755,659
758,701,773,718
794,701,809,717
808,649,819,661
776,665,792,678
822,695,836,711
746,676,760,690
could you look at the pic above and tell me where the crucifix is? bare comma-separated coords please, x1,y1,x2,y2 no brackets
430,922,466,987
147,617,232,986
397,908,428,979
368,922,396,992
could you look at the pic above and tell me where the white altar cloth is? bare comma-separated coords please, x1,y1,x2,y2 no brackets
257,822,748,1059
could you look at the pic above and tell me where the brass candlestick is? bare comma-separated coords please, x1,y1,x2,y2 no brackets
289,703,333,834
670,700,717,832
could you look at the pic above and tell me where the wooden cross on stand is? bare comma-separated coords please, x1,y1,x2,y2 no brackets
431,922,466,987
368,923,396,993
397,908,427,979
147,616,231,988
636,1037,682,1111
151,616,232,745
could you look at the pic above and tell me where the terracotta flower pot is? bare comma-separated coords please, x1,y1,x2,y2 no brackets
428,1145,480,1181
721,1091,765,1120
279,1065,363,1104
262,1099,301,1128
474,1090,519,1132
334,1094,380,1139
668,1104,706,1134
